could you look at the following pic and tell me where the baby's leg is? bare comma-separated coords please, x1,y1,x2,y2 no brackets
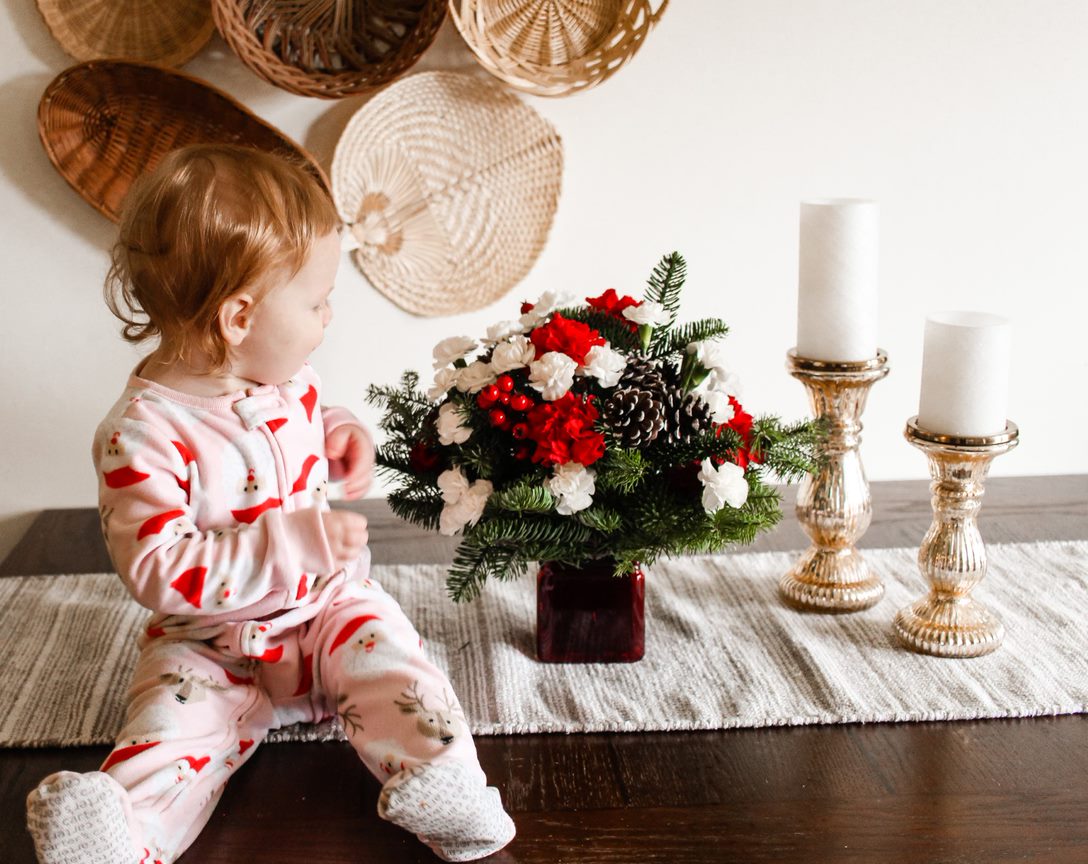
27,638,276,863
310,579,515,862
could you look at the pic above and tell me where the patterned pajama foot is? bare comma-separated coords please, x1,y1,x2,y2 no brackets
26,771,141,864
378,761,516,862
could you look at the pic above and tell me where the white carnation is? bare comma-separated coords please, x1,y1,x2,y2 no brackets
436,402,472,445
622,300,669,328
686,339,727,369
484,319,526,344
707,368,742,398
528,351,577,401
428,366,461,401
436,467,471,504
547,463,596,515
698,460,749,514
701,389,736,425
455,360,498,393
580,343,627,388
490,335,535,374
438,479,492,535
519,289,572,329
432,336,477,369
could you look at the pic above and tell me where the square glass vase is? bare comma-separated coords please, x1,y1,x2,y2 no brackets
535,557,645,663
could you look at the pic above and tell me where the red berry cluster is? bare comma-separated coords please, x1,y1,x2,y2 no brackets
476,374,535,442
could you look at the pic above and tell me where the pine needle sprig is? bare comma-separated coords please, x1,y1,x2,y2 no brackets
643,252,687,343
647,318,730,359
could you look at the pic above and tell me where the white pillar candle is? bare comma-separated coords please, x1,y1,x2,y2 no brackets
797,198,879,362
918,311,1011,437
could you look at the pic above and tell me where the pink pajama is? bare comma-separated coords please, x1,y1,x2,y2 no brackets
106,560,482,861
84,363,489,862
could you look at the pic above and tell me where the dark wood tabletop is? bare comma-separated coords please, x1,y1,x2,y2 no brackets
3,475,1087,864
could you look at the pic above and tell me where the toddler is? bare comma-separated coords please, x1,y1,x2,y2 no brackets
25,144,515,864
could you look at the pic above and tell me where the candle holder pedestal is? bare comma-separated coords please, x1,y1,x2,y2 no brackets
894,417,1019,658
780,350,889,612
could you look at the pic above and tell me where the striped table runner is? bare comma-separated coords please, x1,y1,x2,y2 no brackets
1,542,1085,748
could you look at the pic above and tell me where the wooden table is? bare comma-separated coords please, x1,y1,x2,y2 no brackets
3,476,1087,863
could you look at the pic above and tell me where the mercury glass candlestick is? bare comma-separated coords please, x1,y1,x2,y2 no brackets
893,417,1019,658
780,350,889,612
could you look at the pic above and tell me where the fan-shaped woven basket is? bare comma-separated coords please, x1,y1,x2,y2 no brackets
331,71,562,316
213,0,447,99
36,0,214,67
449,0,668,97
38,61,327,222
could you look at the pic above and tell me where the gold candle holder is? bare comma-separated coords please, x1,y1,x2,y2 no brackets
894,417,1019,658
780,349,889,612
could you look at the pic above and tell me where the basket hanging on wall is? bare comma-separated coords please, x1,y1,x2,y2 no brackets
37,61,327,222
35,0,215,67
331,71,563,316
212,0,447,99
449,0,668,98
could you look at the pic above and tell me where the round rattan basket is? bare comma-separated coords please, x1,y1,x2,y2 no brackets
331,71,563,316
212,0,447,99
36,0,215,67
38,61,327,222
449,0,668,97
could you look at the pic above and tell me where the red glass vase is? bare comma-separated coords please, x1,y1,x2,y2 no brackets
536,558,645,663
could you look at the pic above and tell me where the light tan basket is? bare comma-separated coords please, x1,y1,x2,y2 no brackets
448,0,668,97
212,0,447,99
35,0,214,67
38,61,328,222
331,71,563,315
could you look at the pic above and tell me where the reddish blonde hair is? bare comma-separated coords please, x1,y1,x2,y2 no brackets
105,144,340,370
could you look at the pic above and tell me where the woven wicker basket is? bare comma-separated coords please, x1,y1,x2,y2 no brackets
449,0,668,97
212,0,447,99
331,71,562,316
36,0,214,67
38,61,327,222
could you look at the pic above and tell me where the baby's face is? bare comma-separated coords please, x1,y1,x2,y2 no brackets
230,230,340,386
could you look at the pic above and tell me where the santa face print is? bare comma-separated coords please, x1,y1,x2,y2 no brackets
227,230,339,387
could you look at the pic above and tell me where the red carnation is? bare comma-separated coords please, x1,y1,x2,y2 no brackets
529,313,605,365
525,392,605,467
586,288,640,332
715,396,760,469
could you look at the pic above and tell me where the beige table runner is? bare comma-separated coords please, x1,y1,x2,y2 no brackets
1,541,1085,748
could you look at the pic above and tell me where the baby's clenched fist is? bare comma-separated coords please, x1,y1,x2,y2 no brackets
322,510,369,564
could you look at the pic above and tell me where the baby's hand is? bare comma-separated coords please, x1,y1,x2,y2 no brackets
326,424,375,500
322,510,369,564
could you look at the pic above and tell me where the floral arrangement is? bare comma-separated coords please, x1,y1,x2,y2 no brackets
367,253,822,601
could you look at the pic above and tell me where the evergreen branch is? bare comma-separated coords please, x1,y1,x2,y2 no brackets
648,319,730,359
594,448,648,493
387,484,443,532
490,481,555,514
749,416,826,483
446,516,595,601
574,506,623,533
644,252,686,348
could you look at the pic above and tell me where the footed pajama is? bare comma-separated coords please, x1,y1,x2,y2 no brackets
27,364,513,863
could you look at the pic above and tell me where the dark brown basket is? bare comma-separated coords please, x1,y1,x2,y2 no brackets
212,0,447,99
37,60,328,222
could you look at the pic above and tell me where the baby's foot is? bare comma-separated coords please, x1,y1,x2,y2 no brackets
378,761,515,862
26,771,141,864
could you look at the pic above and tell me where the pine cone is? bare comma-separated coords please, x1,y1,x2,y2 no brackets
601,386,665,449
660,387,712,443
619,354,667,395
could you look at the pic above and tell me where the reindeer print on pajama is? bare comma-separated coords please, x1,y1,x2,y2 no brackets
37,364,496,863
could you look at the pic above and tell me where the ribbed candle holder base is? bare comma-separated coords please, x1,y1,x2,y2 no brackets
893,596,1005,658
779,548,884,612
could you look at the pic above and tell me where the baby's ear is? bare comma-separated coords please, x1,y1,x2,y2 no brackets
218,293,255,346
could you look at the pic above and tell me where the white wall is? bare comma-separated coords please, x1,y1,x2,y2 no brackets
3,1,1087,561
